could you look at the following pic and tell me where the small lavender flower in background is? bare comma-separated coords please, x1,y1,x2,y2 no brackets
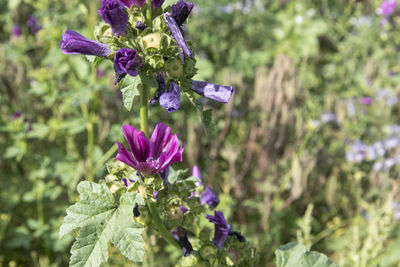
206,211,230,249
191,80,234,103
358,97,372,105
320,112,338,124
12,26,22,38
373,161,384,171
27,15,41,34
384,136,399,149
375,89,398,106
171,0,194,26
116,123,185,175
60,30,112,57
346,99,356,116
96,68,105,78
377,0,397,16
373,141,386,156
201,187,220,209
365,146,378,161
386,124,400,135
392,201,400,220
346,140,367,163
384,157,396,170
114,48,143,76
172,227,193,256
164,12,193,63
159,81,180,112
98,0,129,36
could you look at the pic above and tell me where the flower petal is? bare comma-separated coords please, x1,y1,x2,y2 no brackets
116,141,137,167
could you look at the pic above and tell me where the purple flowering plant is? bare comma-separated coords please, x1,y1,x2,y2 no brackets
58,0,261,266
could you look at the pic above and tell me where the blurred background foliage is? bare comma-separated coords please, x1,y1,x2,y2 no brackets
1,0,400,266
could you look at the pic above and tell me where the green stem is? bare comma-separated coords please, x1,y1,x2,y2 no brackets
140,84,149,136
94,144,118,172
146,0,152,28
147,201,181,249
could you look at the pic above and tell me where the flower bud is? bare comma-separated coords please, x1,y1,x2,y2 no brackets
199,244,216,260
141,33,162,50
168,206,184,220
165,59,184,79
134,206,152,226
180,254,199,266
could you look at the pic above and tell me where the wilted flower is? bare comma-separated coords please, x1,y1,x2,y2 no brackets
160,167,170,185
114,48,143,76
191,80,234,103
120,0,164,8
201,187,219,209
171,0,194,26
135,21,146,31
150,72,165,104
98,0,128,36
60,30,112,57
12,26,22,38
160,81,180,112
116,123,185,175
172,227,193,256
164,12,193,63
27,15,41,34
377,0,397,16
206,211,230,249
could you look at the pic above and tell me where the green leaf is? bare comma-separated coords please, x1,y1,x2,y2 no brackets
60,181,145,267
168,167,188,184
120,75,141,111
275,242,338,267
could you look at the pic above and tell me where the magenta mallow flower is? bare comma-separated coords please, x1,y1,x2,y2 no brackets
206,211,231,249
378,0,397,16
114,48,143,76
191,80,234,103
164,12,193,63
99,0,128,36
201,187,219,209
171,0,194,26
60,30,112,57
116,123,185,175
27,15,41,34
160,81,180,112
120,0,164,8
172,227,193,256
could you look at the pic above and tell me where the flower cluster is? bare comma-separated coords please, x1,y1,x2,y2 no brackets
60,0,234,113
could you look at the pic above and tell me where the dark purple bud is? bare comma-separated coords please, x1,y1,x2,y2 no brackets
12,26,22,38
27,15,41,34
135,21,146,31
160,166,170,186
164,12,193,63
228,231,245,242
172,227,193,256
12,111,22,120
114,48,143,77
160,81,180,112
180,206,189,214
98,0,128,36
150,72,165,104
120,0,145,7
115,73,127,85
171,0,194,26
191,80,234,103
60,30,112,57
206,211,231,249
133,204,140,217
200,186,219,209
120,0,164,8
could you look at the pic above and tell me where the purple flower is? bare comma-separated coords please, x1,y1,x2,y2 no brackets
116,123,185,175
135,21,146,31
96,68,105,78
122,178,135,187
98,0,128,36
12,111,22,120
114,48,143,76
120,0,164,8
320,112,338,124
172,227,193,256
378,0,397,16
164,12,193,63
12,26,22,38
171,0,194,26
192,165,203,186
27,15,41,34
201,186,219,209
60,30,112,57
160,166,170,185
150,72,165,104
206,211,231,249
180,206,189,214
160,81,180,112
358,97,372,105
191,80,234,103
